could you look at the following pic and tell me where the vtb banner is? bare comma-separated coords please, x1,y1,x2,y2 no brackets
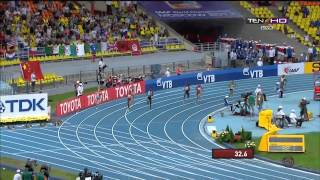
146,65,278,91
0,93,48,122
115,40,141,55
304,61,320,74
20,61,44,81
56,81,146,116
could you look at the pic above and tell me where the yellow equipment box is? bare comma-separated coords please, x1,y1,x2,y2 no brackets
258,109,273,130
267,135,305,152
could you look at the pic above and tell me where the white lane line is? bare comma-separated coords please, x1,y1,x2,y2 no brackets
0,151,86,176
0,144,102,155
156,90,276,179
58,107,146,180
110,76,312,178
0,144,120,179
72,94,195,178
142,78,312,178
74,101,167,180
93,82,268,179
125,88,264,179
106,100,198,179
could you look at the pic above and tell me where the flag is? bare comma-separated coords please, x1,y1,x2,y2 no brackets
65,45,71,56
101,42,108,51
115,40,141,55
127,40,141,56
53,45,59,55
76,43,85,57
5,41,16,60
20,61,44,81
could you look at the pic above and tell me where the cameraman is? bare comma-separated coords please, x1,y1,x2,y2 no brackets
98,58,107,73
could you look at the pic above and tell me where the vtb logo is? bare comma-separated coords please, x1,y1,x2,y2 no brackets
0,100,5,113
156,78,172,89
312,62,320,72
197,72,215,83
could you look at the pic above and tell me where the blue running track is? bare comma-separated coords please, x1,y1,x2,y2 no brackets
1,74,320,180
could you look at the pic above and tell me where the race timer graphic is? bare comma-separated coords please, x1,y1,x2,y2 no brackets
212,148,254,159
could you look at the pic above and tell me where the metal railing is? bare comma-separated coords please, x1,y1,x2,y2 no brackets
62,58,207,84
193,42,223,52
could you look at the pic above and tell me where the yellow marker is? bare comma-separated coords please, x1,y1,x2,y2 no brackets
211,130,217,139
308,112,313,120
208,115,214,123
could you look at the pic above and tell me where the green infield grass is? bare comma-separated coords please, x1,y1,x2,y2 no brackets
232,132,320,171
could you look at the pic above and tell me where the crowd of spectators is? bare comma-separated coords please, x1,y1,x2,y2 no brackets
0,1,168,50
281,2,320,38
225,37,319,68
96,58,144,90
227,39,266,67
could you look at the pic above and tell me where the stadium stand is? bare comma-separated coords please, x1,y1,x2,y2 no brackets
239,1,313,48
284,1,320,51
8,73,64,88
0,1,186,66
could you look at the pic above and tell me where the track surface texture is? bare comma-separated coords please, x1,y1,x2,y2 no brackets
1,74,320,180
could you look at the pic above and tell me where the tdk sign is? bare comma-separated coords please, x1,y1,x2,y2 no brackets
197,72,215,83
156,78,173,89
243,68,263,79
0,93,48,119
5,98,45,112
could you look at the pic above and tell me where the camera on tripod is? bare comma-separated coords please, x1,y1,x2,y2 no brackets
78,168,103,180
241,92,253,99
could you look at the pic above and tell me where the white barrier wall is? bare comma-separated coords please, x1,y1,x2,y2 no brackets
0,93,48,119
277,62,305,76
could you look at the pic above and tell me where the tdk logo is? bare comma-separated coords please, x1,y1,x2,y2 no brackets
243,68,263,79
197,72,215,83
156,78,173,89
4,98,45,112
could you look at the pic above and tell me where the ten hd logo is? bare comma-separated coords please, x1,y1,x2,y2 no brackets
246,17,288,24
247,17,288,31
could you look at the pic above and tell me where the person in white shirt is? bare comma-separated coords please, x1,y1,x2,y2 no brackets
98,58,107,73
276,106,285,116
276,106,291,126
255,84,262,96
165,68,171,77
268,47,275,65
31,72,36,92
289,109,297,124
77,82,84,97
224,95,234,112
257,58,263,66
13,169,22,180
